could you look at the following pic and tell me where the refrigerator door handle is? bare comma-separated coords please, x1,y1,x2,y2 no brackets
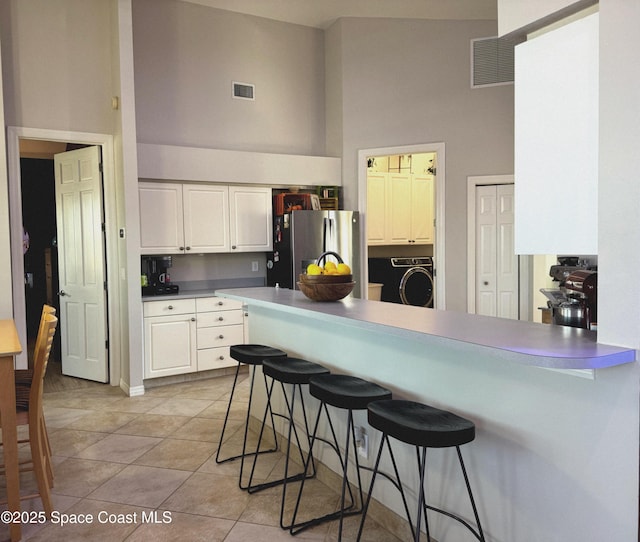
323,217,329,252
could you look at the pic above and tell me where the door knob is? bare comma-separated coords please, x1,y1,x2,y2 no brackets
58,290,70,297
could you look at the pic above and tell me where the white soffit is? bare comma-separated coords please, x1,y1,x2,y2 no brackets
181,0,497,29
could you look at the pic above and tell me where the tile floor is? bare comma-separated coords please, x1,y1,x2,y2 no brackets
1,370,403,542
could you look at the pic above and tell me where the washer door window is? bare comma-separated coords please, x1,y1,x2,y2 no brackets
399,267,434,307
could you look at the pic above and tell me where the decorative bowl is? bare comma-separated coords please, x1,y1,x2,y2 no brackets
299,273,353,284
297,279,355,302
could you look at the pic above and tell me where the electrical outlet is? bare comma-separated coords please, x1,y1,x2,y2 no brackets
356,426,368,459
251,261,259,272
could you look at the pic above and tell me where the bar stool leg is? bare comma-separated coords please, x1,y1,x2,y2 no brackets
215,361,279,489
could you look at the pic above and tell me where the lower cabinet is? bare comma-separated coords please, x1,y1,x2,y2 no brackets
143,296,244,379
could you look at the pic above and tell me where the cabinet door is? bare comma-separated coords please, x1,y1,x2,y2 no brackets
366,174,387,245
144,313,196,378
183,184,229,253
139,182,184,254
387,174,412,243
411,175,435,244
229,186,273,251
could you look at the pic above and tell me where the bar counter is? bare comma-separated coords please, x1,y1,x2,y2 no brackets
216,287,639,542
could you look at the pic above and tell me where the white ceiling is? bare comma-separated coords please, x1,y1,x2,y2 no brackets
182,0,497,29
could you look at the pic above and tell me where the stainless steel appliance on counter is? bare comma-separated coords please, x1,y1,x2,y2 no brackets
266,210,360,297
541,268,597,329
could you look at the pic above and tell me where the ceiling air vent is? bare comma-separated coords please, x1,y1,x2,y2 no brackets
471,36,515,88
232,81,255,100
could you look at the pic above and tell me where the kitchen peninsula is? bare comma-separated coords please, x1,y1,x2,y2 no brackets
216,287,638,542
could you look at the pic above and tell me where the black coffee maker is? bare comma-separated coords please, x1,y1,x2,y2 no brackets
142,256,179,295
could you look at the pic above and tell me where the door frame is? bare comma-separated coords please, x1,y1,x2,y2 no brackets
466,174,532,319
7,126,120,385
358,142,446,309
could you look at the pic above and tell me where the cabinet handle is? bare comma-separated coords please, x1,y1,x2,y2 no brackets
218,316,224,321
217,301,224,306
191,317,196,322
232,245,237,250
218,355,225,361
179,247,185,251
167,305,174,310
186,246,191,251
218,334,224,339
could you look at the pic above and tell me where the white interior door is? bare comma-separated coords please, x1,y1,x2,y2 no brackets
475,184,519,319
54,146,108,382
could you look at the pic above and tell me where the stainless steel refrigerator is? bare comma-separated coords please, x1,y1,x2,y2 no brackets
267,210,361,297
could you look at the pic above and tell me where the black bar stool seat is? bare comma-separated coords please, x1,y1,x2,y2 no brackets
230,344,287,365
247,357,330,529
290,374,392,541
358,399,485,542
215,344,287,490
368,400,476,448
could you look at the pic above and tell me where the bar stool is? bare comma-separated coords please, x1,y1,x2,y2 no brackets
290,374,392,541
215,344,287,490
246,356,330,529
357,399,485,542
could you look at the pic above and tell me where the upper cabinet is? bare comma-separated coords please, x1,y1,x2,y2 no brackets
367,173,434,246
139,182,272,254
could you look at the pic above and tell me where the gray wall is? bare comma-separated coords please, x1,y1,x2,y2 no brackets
328,18,514,311
0,0,115,132
132,0,326,155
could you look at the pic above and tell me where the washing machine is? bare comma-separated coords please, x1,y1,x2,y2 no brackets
368,257,435,307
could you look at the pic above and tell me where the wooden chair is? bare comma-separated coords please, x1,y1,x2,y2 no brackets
0,312,58,516
14,304,56,487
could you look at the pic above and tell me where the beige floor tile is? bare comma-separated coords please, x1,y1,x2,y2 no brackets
108,395,166,413
160,472,250,520
87,464,191,507
125,511,235,542
114,413,191,438
50,458,127,498
48,429,109,458
63,410,139,433
134,438,215,471
196,398,247,419
146,397,213,417
17,499,145,542
224,520,325,541
41,406,94,428
75,433,162,463
167,416,220,442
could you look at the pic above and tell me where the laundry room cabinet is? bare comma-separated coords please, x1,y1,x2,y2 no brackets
139,182,272,254
367,173,434,245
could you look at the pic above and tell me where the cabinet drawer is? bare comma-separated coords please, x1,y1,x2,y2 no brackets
197,309,243,328
197,347,236,371
197,323,244,349
196,297,243,312
144,298,195,317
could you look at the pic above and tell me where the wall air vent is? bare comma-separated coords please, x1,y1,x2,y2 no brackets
232,81,255,100
471,36,516,88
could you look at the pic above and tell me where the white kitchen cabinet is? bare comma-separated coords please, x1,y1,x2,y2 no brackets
143,296,246,379
144,299,197,378
195,296,244,371
139,183,185,254
229,186,273,252
367,173,434,245
139,182,271,254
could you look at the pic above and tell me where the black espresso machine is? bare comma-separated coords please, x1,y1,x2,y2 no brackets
141,256,179,296
542,260,597,329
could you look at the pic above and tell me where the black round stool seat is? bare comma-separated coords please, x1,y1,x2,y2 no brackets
262,357,330,385
368,400,475,449
230,344,287,365
309,374,392,411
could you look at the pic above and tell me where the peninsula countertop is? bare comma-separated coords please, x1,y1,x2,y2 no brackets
215,287,636,370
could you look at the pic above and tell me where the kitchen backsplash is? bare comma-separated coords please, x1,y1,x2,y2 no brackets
157,252,267,285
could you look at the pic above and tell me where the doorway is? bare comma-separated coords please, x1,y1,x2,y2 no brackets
358,142,446,309
466,174,531,320
7,127,120,385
